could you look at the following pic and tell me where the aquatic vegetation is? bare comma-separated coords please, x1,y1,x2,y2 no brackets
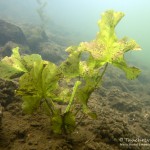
0,10,141,134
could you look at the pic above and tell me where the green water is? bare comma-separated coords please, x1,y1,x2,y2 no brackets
0,2,150,149
48,0,150,68
0,0,150,68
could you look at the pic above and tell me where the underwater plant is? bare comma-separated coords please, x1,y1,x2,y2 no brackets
0,10,141,134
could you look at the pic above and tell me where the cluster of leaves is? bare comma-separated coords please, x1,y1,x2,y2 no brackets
0,47,78,134
0,10,141,134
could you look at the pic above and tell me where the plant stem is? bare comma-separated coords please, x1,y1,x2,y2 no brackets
96,62,108,87
65,81,81,113
44,98,55,115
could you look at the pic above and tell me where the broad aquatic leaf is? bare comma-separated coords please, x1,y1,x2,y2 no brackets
29,60,44,95
0,62,24,80
0,47,27,79
51,111,76,134
17,60,44,97
22,54,43,71
63,112,76,133
18,60,61,98
51,112,62,134
17,72,37,96
2,47,27,72
17,59,61,116
98,10,124,43
42,62,61,97
77,10,141,79
60,49,81,78
76,80,97,119
0,47,47,80
113,59,141,79
22,95,41,114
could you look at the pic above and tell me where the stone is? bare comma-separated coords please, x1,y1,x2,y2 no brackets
0,19,27,46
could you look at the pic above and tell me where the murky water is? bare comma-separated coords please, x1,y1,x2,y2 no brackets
0,0,150,67
0,1,150,149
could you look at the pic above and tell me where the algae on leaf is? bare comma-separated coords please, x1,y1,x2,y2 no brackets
65,10,141,118
0,61,24,80
0,10,142,135
2,47,27,73
77,10,141,79
21,54,44,71
60,50,81,78
51,111,75,134
0,47,45,80
22,95,41,114
42,62,60,97
0,47,26,80
17,60,62,114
